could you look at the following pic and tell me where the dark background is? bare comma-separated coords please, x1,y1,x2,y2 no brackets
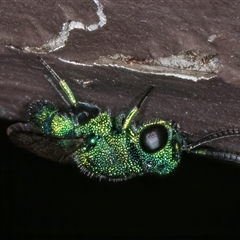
2,119,240,238
2,1,240,238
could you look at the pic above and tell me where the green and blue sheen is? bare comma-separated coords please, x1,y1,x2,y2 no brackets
8,57,240,181
7,57,186,181
28,98,184,180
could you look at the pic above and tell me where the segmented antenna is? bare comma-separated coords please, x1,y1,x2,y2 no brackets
190,148,240,164
182,128,240,151
182,127,240,164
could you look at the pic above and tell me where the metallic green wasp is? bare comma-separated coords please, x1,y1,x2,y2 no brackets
7,57,240,181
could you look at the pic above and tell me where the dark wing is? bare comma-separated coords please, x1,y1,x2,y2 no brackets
7,122,81,167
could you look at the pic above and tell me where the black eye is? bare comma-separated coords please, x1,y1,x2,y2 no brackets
140,125,168,153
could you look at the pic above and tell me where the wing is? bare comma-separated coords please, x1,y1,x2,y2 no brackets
7,122,81,167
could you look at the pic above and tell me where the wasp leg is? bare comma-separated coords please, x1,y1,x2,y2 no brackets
122,86,153,131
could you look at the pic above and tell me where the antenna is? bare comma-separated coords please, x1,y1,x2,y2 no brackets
182,127,240,164
182,128,240,151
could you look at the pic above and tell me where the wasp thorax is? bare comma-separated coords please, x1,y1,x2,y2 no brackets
139,124,168,153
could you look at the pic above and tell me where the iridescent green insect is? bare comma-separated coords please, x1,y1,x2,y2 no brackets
7,57,240,181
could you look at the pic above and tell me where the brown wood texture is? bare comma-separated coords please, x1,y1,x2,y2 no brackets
1,1,240,151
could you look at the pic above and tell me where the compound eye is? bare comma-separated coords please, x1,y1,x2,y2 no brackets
140,125,168,153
